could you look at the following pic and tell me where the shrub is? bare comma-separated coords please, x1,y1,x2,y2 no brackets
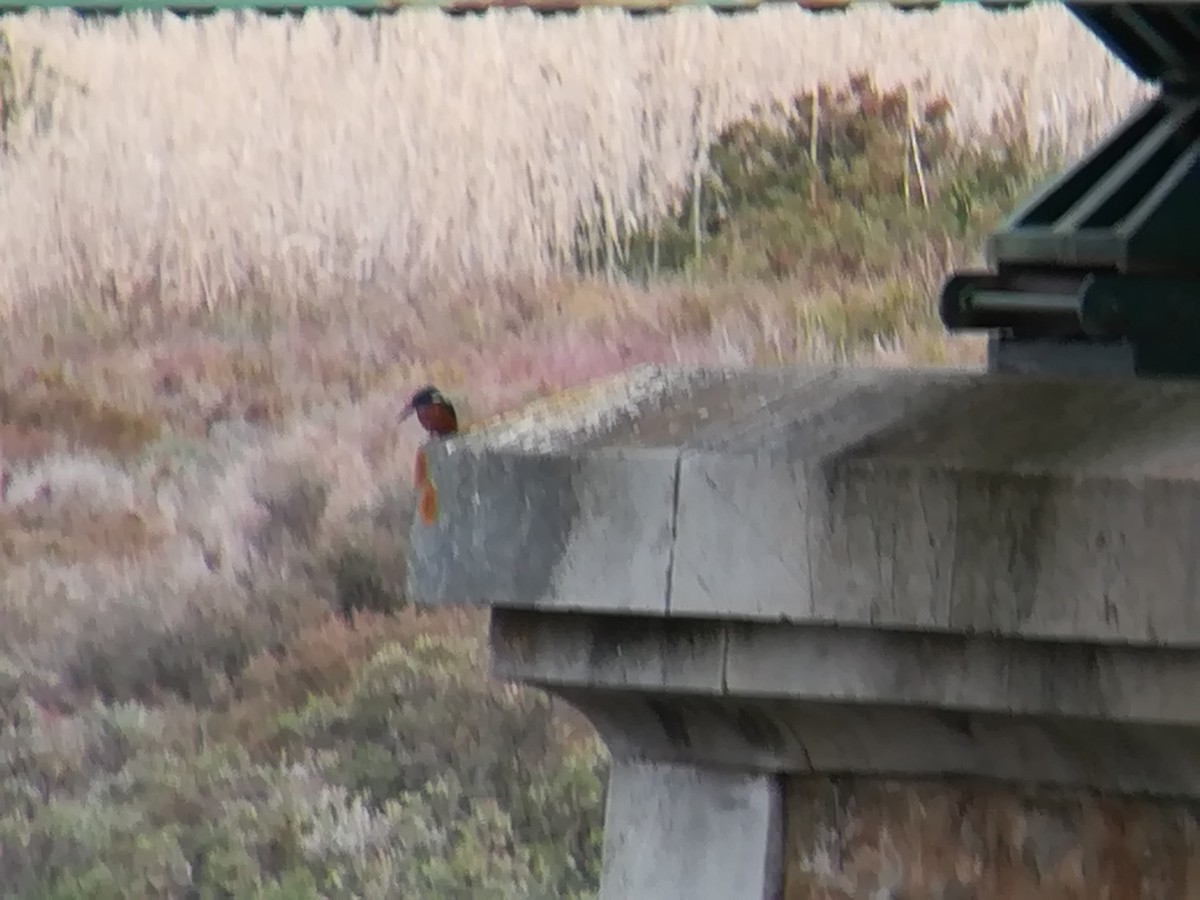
65,580,333,707
599,74,1057,286
0,627,607,898
265,634,608,895
323,484,418,621
0,377,163,458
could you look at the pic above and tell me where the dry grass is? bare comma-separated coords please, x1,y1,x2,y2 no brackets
0,4,1145,326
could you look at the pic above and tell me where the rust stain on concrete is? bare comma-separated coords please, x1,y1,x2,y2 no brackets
413,446,429,488
417,482,438,525
784,775,1200,899
413,446,439,525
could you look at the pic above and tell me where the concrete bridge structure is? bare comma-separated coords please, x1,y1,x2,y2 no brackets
407,363,1200,898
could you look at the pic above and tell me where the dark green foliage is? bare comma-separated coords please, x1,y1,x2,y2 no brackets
582,74,1056,286
0,633,606,899
0,30,13,153
266,635,607,897
330,544,403,618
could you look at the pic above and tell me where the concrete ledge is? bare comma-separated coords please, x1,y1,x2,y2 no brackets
495,609,1200,796
407,364,1200,646
553,688,1200,799
405,361,1200,895
490,609,1200,726
408,446,680,613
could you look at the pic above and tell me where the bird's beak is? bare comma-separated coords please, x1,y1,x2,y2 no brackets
399,404,415,422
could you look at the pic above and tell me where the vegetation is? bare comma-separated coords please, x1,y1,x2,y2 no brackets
0,9,1132,897
615,80,1045,280
587,75,1056,358
1,612,607,898
0,23,83,155
0,6,1140,322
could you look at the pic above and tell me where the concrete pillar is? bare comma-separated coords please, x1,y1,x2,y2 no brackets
599,759,782,900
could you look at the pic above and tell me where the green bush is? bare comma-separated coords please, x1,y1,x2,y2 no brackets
583,73,1056,286
0,632,607,898
266,634,608,897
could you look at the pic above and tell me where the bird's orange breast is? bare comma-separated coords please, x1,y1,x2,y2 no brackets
416,402,458,436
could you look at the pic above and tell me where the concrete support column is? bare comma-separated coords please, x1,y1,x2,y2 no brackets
599,759,783,900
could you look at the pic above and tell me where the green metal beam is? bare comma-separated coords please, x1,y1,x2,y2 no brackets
5,0,1200,8
988,94,1200,272
1072,3,1200,81
941,3,1200,378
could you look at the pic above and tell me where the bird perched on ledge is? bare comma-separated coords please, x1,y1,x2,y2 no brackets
401,385,459,526
400,385,459,438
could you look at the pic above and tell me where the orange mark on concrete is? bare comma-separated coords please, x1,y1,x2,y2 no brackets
413,446,429,488
418,482,438,525
414,446,438,525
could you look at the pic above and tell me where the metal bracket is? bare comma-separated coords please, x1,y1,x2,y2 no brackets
941,3,1200,379
943,269,1200,377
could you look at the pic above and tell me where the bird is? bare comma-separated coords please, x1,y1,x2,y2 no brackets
401,385,459,526
400,385,459,438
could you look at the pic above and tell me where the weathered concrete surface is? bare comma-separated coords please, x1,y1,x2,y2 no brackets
550,688,1200,799
600,760,782,900
783,774,1200,899
407,365,798,614
407,364,1200,645
490,609,1200,726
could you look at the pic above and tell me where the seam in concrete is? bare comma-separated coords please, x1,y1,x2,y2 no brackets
720,624,730,695
664,451,683,614
795,461,816,620
945,473,965,629
792,726,816,773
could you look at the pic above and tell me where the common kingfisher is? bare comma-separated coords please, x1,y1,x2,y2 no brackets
400,386,459,438
401,385,458,525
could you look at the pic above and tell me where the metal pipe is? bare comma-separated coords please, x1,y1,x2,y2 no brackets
966,290,1081,315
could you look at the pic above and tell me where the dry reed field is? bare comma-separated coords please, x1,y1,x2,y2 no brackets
0,4,1145,322
0,5,1148,680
